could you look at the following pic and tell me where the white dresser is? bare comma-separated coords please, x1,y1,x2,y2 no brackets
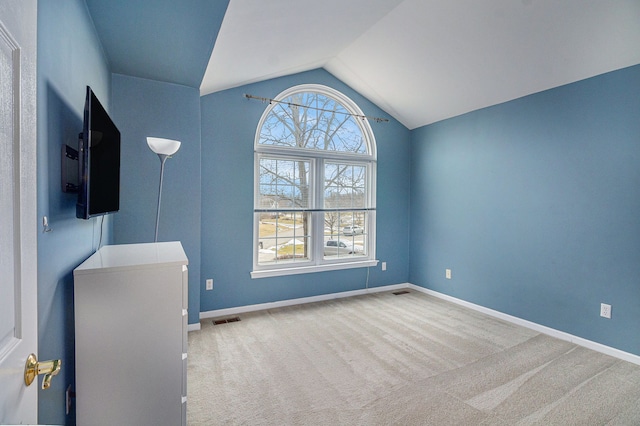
73,242,188,426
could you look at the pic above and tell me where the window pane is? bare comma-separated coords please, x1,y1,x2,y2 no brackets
258,92,368,154
324,163,366,209
258,158,310,209
254,86,376,274
323,211,367,259
257,211,311,265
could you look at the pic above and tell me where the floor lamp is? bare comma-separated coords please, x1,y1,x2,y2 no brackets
147,137,181,242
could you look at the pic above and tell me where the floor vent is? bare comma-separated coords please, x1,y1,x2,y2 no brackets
213,317,241,325
392,290,411,295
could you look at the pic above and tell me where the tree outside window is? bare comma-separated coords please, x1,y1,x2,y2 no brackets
253,85,376,276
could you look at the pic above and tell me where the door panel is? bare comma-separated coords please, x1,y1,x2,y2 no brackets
0,18,18,355
0,0,39,423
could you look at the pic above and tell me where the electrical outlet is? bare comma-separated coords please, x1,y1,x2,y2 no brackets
600,303,611,319
445,269,452,279
206,279,213,290
381,262,387,271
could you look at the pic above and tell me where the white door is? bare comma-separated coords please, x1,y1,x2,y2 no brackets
0,0,39,423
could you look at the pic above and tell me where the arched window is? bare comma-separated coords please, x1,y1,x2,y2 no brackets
252,84,378,278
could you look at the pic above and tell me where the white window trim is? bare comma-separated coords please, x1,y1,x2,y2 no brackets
251,259,380,279
252,84,377,278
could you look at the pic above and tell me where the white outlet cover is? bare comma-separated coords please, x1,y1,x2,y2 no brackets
600,303,611,319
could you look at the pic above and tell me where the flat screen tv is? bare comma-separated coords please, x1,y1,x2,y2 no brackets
76,86,121,219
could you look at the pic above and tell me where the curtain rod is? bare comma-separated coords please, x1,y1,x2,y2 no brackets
243,93,389,123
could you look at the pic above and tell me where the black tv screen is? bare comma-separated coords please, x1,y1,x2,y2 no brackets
76,86,121,219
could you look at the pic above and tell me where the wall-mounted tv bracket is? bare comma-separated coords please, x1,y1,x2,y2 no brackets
61,137,80,193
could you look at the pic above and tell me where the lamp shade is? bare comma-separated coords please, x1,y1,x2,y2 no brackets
147,137,181,156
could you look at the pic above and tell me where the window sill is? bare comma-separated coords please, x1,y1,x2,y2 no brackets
251,259,379,279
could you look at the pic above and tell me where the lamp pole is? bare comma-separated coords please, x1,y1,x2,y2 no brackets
154,154,169,242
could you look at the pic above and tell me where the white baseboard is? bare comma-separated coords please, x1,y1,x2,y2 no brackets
199,283,410,320
196,282,639,365
408,284,640,366
188,323,201,332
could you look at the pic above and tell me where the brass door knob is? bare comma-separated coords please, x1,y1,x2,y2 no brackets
24,353,61,389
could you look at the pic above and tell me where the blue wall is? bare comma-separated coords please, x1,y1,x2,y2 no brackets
37,0,111,424
35,4,639,423
409,65,640,356
200,69,411,311
111,74,202,325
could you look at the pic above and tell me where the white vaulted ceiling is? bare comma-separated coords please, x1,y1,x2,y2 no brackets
87,0,640,130
201,0,640,129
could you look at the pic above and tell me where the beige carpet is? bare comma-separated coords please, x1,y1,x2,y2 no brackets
187,290,640,425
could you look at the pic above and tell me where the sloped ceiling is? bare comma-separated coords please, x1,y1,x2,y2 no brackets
85,0,229,88
87,0,640,129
